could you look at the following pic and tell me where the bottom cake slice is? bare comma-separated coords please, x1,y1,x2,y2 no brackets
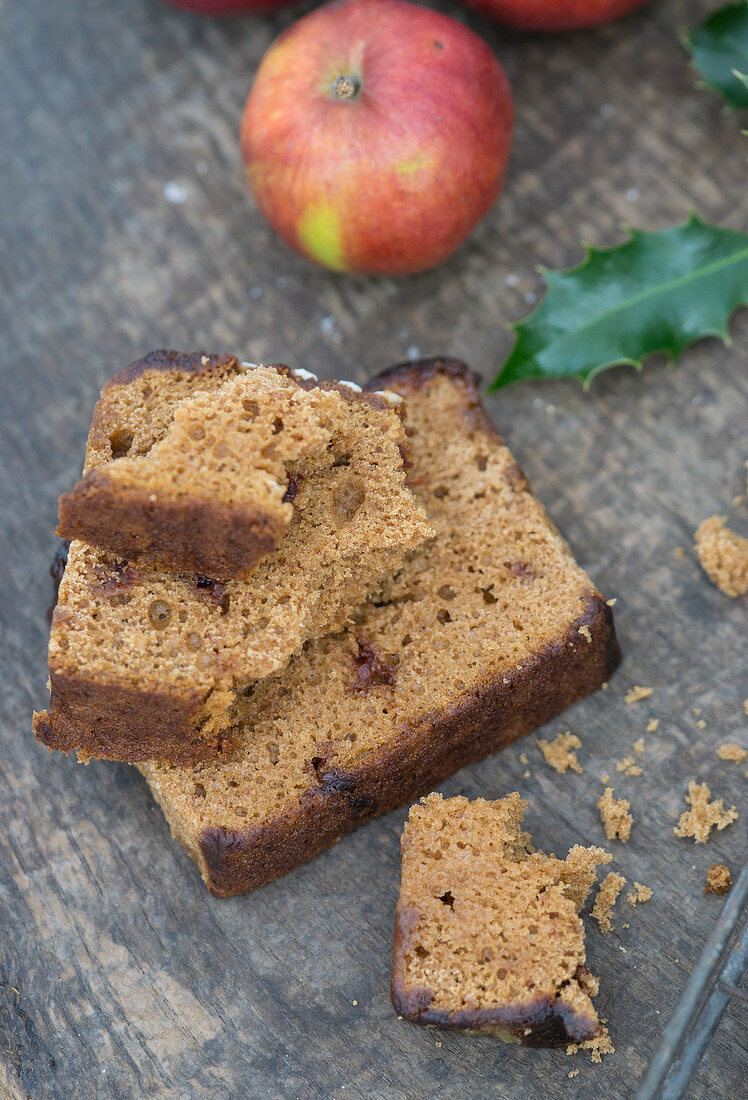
141,358,620,897
391,792,610,1045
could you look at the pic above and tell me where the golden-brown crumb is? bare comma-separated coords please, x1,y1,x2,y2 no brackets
646,719,659,732
616,757,642,777
696,719,707,731
598,788,632,842
717,743,747,764
704,863,732,895
578,624,592,644
592,873,626,934
632,738,645,754
674,782,738,843
567,1024,615,1063
625,686,653,705
695,516,748,597
538,731,583,774
627,882,652,906
673,547,685,560
744,700,748,717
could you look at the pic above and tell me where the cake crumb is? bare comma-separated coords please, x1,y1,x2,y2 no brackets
606,598,617,607
600,772,610,784
579,625,592,644
625,686,653,705
693,708,702,717
519,753,528,764
743,700,748,717
646,719,659,732
598,788,632,842
632,738,645,754
717,743,747,764
538,732,583,774
673,547,685,560
627,882,652,906
592,873,626,933
695,515,748,597
567,1025,614,1063
568,1068,579,1078
696,719,706,730
523,770,531,778
616,757,642,777
704,863,732,895
674,782,738,843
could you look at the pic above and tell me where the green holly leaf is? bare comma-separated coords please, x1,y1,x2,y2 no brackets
686,1,748,109
491,215,748,391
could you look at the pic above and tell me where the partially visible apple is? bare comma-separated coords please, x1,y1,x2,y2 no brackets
459,0,650,32
162,0,294,14
241,0,514,275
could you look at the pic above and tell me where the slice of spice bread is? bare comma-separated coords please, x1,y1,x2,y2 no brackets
34,352,432,765
139,358,620,896
391,792,610,1045
57,357,382,579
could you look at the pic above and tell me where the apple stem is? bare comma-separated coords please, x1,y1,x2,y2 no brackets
333,75,360,101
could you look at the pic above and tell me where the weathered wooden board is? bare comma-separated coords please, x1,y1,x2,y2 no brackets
0,0,746,1096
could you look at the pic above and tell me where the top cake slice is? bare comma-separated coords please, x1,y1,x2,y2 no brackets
391,792,610,1046
57,353,370,579
55,352,385,580
140,358,620,897
34,351,433,766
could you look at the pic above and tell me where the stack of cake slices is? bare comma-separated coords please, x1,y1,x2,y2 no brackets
35,351,620,898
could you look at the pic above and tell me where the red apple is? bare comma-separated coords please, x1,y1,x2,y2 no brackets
162,0,293,14
240,0,513,275
459,0,650,32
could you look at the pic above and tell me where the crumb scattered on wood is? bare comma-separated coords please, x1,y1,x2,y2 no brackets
705,863,732,895
696,719,706,730
625,686,653,705
627,882,652,906
606,597,617,607
717,743,747,764
592,872,626,933
567,1025,615,1063
744,700,748,717
646,719,659,733
674,782,738,843
519,753,528,764
568,1068,579,1078
695,515,748,598
632,738,645,754
673,547,685,560
598,788,632,842
538,731,582,774
616,757,642,777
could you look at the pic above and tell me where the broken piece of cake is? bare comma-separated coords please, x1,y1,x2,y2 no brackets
140,359,620,896
391,792,610,1045
34,352,433,765
57,358,386,579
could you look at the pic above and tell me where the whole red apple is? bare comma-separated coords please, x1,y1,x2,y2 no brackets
162,0,293,14
460,0,650,32
240,0,513,275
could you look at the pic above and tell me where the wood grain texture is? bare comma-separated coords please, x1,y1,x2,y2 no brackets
0,0,746,1096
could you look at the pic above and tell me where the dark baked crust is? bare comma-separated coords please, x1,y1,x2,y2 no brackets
33,669,235,765
57,472,286,580
390,902,599,1046
183,590,618,896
